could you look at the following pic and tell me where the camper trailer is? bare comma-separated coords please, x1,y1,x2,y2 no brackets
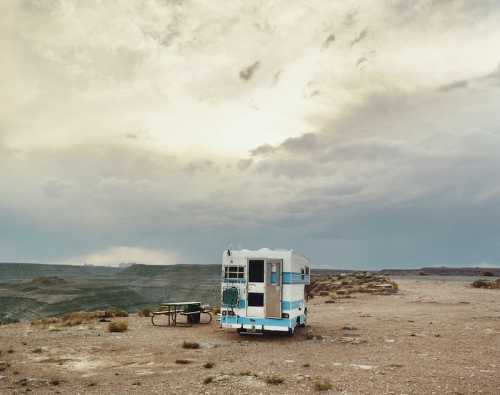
220,248,310,334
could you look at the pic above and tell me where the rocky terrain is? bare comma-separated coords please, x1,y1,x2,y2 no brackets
0,276,499,394
307,272,399,299
471,278,500,289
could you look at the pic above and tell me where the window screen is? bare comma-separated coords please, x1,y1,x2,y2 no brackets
248,260,264,282
247,292,264,307
224,266,244,279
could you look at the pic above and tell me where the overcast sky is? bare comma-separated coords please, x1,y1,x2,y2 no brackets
1,0,500,269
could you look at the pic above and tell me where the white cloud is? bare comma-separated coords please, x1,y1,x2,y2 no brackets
64,246,181,267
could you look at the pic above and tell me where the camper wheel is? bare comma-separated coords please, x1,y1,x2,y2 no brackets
288,327,295,336
237,328,246,335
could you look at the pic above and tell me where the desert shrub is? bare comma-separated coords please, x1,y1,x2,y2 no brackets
108,321,128,333
137,309,152,317
31,317,60,326
265,375,284,385
175,359,192,364
314,379,333,391
106,308,129,318
303,363,311,367
182,341,200,349
32,348,43,354
61,311,99,326
203,376,213,384
472,279,492,288
203,362,214,369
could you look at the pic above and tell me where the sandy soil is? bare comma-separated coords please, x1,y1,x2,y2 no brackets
0,277,499,394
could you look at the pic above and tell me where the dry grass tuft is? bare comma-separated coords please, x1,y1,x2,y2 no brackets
108,321,128,333
265,375,284,385
137,309,152,317
203,362,215,369
314,379,333,392
105,308,129,318
31,308,131,329
203,376,214,384
182,341,200,349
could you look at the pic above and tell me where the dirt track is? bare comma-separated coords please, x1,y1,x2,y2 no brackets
0,277,499,394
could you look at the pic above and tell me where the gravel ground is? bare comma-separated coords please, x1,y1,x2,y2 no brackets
0,276,499,394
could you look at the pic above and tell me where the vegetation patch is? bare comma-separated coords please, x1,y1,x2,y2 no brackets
265,375,284,385
203,376,214,384
314,379,333,392
203,362,215,369
108,321,128,333
105,308,129,318
137,309,152,317
182,341,200,349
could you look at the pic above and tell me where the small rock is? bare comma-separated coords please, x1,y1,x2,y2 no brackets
342,325,358,331
351,364,375,370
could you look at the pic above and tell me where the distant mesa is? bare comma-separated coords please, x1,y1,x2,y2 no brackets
118,262,137,269
30,276,67,286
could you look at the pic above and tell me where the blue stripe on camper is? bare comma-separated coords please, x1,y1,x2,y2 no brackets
281,300,304,311
221,315,294,327
223,278,246,284
282,272,310,285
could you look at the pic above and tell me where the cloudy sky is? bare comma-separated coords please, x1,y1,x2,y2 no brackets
2,0,500,269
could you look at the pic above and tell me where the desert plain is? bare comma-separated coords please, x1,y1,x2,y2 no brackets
0,276,499,394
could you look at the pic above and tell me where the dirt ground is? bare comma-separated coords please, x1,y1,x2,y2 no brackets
0,276,499,394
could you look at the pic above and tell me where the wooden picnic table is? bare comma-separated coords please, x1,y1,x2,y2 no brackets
151,302,212,327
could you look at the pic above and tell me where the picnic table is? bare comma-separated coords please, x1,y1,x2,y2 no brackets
151,301,212,327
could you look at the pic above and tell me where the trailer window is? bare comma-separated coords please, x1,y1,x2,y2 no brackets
248,292,264,307
224,266,245,279
248,260,264,282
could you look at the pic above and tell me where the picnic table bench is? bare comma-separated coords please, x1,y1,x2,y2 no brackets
151,302,212,327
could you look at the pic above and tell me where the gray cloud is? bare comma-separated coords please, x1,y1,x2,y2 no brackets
2,0,500,268
438,80,469,92
250,144,275,156
239,61,260,81
350,29,367,46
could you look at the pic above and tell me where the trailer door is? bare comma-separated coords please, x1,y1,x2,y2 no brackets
247,259,265,318
265,259,282,318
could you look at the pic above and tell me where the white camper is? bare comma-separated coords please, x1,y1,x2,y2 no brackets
220,248,311,334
